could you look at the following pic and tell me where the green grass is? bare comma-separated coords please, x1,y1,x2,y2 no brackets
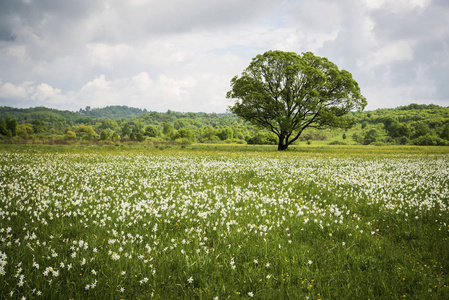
0,144,448,299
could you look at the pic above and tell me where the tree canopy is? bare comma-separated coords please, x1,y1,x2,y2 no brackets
227,50,367,150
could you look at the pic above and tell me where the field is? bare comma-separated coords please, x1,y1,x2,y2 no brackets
1,144,448,299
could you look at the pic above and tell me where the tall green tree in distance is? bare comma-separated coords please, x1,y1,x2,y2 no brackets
227,50,367,150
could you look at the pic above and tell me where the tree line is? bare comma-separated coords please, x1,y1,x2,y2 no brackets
1,103,448,146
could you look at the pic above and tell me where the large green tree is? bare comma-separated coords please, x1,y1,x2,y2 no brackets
227,51,367,150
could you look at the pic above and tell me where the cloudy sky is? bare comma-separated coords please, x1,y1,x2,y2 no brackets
0,0,448,113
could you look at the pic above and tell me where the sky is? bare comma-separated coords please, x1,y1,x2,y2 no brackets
0,0,448,113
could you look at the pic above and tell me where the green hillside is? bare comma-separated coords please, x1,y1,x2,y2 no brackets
78,105,148,120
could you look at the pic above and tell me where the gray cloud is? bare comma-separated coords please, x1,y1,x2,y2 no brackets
0,0,448,112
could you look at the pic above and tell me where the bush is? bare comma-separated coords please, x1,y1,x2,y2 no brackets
82,133,94,141
171,128,195,142
363,129,379,145
65,130,77,140
328,140,347,145
111,132,120,141
174,138,193,145
144,125,160,137
247,132,277,145
412,134,447,146
136,133,145,142
397,136,410,145
100,131,109,140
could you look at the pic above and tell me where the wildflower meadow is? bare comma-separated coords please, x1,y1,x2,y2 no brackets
0,144,448,299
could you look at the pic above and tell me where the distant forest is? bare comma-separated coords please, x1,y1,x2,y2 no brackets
1,104,449,146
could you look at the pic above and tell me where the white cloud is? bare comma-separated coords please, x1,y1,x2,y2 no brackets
357,40,415,70
32,83,63,101
363,0,431,12
0,81,32,99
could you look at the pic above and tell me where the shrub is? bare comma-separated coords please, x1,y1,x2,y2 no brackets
136,133,145,142
65,130,77,140
100,131,109,141
111,132,120,141
412,134,447,146
328,140,347,145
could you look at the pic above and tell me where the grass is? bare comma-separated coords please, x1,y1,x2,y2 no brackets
0,144,448,299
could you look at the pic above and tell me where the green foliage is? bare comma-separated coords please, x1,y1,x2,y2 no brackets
5,116,18,137
17,124,34,138
441,123,449,140
121,123,132,137
216,127,233,141
99,119,119,131
412,134,447,146
227,50,366,150
412,121,431,139
350,104,449,146
0,118,8,135
0,102,448,147
100,130,109,141
75,125,96,136
301,129,329,141
171,128,195,143
78,105,147,120
363,128,380,145
33,120,45,133
162,121,174,137
144,125,160,137
247,131,277,145
111,132,120,141
65,130,76,140
136,132,145,142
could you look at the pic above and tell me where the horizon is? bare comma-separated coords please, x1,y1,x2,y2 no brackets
1,101,448,116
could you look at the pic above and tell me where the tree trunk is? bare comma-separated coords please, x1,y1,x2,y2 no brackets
277,134,288,151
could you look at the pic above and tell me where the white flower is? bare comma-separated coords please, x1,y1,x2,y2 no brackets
248,291,254,297
120,287,125,293
187,277,194,284
308,260,313,265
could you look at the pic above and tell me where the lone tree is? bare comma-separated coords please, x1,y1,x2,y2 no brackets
227,51,367,150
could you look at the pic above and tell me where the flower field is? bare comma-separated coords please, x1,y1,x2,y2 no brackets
1,145,448,299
